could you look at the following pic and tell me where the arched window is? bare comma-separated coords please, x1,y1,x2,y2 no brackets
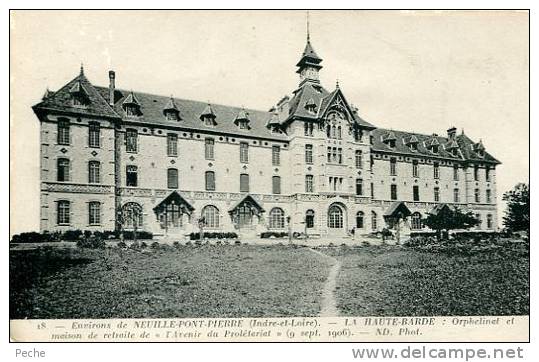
122,202,143,230
337,126,342,139
88,161,100,184
356,211,365,229
57,158,70,182
371,211,378,231
269,208,285,229
328,205,344,228
202,205,220,228
411,212,422,230
326,125,331,138
305,209,315,228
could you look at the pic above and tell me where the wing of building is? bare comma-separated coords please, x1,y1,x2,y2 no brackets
32,36,501,239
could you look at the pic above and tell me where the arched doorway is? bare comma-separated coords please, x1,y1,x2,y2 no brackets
327,203,346,231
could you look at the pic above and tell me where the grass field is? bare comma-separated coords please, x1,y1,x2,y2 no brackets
10,245,332,319
321,245,529,316
10,243,529,319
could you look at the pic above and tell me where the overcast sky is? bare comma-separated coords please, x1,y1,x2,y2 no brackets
10,10,529,234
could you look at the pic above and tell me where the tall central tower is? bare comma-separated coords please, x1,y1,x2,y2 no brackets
296,35,323,86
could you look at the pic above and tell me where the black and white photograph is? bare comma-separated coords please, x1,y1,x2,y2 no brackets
9,9,529,343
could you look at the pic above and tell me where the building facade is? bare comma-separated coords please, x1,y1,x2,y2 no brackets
33,37,501,239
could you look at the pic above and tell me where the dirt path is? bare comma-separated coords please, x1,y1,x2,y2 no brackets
309,248,341,317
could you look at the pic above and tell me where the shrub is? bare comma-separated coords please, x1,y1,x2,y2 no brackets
117,241,127,249
11,232,54,243
62,229,83,241
234,240,241,245
76,236,105,249
260,231,289,239
189,232,238,240
140,242,148,249
361,240,371,247
172,241,181,248
150,241,160,249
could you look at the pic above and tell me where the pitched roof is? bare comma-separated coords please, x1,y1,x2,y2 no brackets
383,201,412,218
371,128,500,164
153,191,195,213
93,87,289,141
33,73,119,119
229,195,265,213
163,97,179,112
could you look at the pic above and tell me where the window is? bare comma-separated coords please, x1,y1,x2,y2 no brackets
413,185,420,201
167,134,178,156
240,142,249,163
431,145,439,154
370,154,374,172
390,157,397,176
337,126,342,139
122,202,143,229
269,208,285,229
453,188,460,203
476,213,482,229
433,162,440,179
88,201,101,225
272,146,280,166
474,188,480,203
88,122,100,148
371,211,378,231
356,211,364,229
305,210,315,228
410,142,418,151
57,119,70,145
57,158,70,182
486,189,492,203
57,200,70,225
353,128,363,142
238,120,249,129
485,167,491,182
487,214,493,229
371,182,375,198
88,161,100,184
326,125,331,138
125,105,139,117
453,164,459,181
337,148,342,164
305,144,313,164
205,138,214,160
355,150,363,169
390,184,398,200
202,205,219,228
411,212,422,230
326,147,331,163
356,178,363,196
126,165,138,187
126,129,138,153
387,139,396,148
240,173,249,192
167,168,178,189
328,205,343,228
272,176,281,194
205,171,215,191
434,187,440,202
412,160,419,178
305,175,314,193
304,121,314,136
237,204,253,227
473,165,479,181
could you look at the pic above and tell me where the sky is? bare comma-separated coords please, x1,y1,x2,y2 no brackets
9,10,529,235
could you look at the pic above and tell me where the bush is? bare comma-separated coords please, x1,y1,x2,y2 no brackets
260,231,289,239
140,242,148,249
11,232,54,243
117,241,127,249
189,232,238,240
172,241,181,248
62,230,83,241
150,241,160,249
76,236,105,249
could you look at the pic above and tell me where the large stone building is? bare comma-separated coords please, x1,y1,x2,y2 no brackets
32,35,500,239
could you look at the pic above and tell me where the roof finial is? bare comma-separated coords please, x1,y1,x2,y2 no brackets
306,11,310,42
80,62,84,76
336,79,340,89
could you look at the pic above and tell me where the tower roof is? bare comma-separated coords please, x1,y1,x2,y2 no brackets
296,38,323,73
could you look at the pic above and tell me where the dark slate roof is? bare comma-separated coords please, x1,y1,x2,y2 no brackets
383,201,412,217
93,87,289,141
372,128,500,164
33,73,120,119
285,84,376,129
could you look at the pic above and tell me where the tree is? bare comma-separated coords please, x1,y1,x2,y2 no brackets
422,206,480,240
502,183,529,234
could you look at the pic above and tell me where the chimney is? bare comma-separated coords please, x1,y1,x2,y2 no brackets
447,126,457,139
108,70,116,106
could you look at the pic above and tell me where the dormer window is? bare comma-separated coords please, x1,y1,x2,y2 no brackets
305,98,317,114
234,108,250,130
200,103,217,127
405,135,419,151
69,81,89,108
425,136,440,154
382,131,397,149
122,92,142,117
473,140,485,158
431,145,439,154
353,127,364,142
163,97,180,121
